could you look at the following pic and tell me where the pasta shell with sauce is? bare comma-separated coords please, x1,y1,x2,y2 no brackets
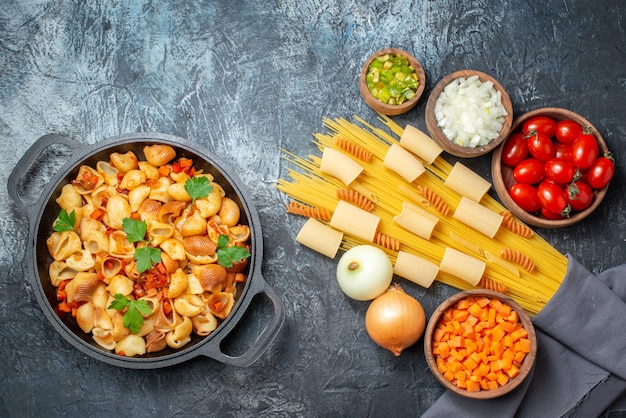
149,176,173,203
183,235,217,257
115,334,146,357
65,249,95,272
137,198,162,222
192,264,227,293
55,184,83,211
218,197,241,227
191,309,218,336
177,211,207,237
46,230,82,261
49,260,78,287
138,161,160,181
103,194,131,230
159,200,186,224
109,151,138,174
128,184,151,213
76,302,96,333
143,144,176,167
145,330,167,353
119,169,147,191
207,292,235,319
96,160,119,187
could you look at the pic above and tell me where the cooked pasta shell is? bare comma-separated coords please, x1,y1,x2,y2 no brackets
207,220,230,244
169,170,190,184
160,238,186,261
109,230,135,261
110,310,130,342
76,302,95,333
186,252,219,265
49,261,78,287
160,252,180,274
65,249,95,272
191,310,218,336
207,292,235,319
71,277,106,303
73,165,104,194
123,260,142,280
128,184,151,213
96,160,119,187
92,328,117,350
145,330,167,353
173,295,204,317
177,212,207,237
91,281,110,310
103,194,131,230
91,185,116,210
109,151,138,173
83,230,109,254
149,176,173,203
167,268,189,298
192,264,227,293
228,225,250,243
137,316,156,338
115,334,146,357
166,316,193,348
146,219,175,247
167,182,192,202
138,161,159,181
119,169,147,191
143,144,176,167
55,184,83,211
217,197,241,227
159,200,187,224
106,274,134,296
46,230,82,261
99,255,123,280
154,299,182,332
94,306,114,331
78,217,107,242
136,198,162,222
182,235,217,257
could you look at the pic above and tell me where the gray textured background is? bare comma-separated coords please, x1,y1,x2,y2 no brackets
2,1,626,416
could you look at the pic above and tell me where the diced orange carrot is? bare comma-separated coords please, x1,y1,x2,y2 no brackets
506,365,521,378
444,369,455,382
491,324,506,342
518,338,532,353
497,372,510,386
468,302,483,317
453,309,470,322
466,380,481,392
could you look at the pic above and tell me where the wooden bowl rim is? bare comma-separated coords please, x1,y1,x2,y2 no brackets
425,69,513,158
491,107,608,228
424,289,537,399
358,48,426,116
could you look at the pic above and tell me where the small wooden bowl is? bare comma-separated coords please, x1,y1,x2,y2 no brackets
359,48,426,116
492,107,608,228
424,290,537,400
425,70,513,157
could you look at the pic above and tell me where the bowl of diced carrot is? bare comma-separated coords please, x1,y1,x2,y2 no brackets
424,290,537,399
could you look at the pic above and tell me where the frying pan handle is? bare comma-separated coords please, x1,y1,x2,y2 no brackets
7,133,82,218
202,274,286,367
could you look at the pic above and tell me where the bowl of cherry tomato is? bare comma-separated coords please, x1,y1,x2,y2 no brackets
492,107,613,228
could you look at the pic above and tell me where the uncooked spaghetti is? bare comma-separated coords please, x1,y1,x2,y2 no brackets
277,115,567,315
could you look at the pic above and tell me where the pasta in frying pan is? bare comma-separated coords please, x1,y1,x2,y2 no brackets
46,144,251,356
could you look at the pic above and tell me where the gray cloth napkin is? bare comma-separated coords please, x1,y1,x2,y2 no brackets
422,255,626,418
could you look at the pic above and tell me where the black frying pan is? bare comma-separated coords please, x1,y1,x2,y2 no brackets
7,132,285,369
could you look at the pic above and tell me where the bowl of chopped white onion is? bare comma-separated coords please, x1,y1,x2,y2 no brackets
425,70,513,158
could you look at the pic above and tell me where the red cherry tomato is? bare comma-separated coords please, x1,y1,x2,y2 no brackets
527,132,556,162
586,154,615,189
541,206,565,220
544,158,577,184
508,183,541,213
566,181,594,211
513,158,545,184
537,180,570,216
555,119,583,145
555,143,573,161
523,115,557,138
501,132,529,167
571,131,599,169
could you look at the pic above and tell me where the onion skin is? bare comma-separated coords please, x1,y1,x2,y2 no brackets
365,284,426,356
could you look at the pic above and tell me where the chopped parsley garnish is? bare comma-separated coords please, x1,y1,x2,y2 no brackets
216,234,251,268
108,293,152,334
53,209,76,232
122,217,161,273
184,176,213,205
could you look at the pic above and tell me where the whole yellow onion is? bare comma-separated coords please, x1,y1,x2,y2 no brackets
365,284,426,356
